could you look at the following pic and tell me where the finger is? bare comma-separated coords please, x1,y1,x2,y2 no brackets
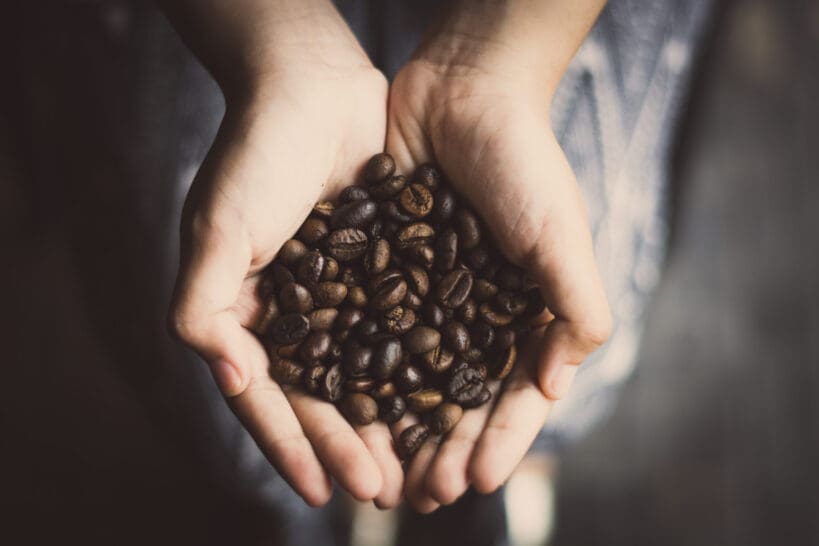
385,98,434,174
390,415,440,513
356,422,405,509
286,390,383,502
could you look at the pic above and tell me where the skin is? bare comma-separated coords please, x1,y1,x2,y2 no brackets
162,0,612,512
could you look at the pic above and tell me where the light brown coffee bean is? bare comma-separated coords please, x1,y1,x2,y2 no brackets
429,403,463,435
313,281,348,307
406,388,443,413
278,239,308,267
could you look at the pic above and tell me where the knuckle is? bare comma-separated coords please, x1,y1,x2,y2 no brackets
167,303,205,345
579,308,613,348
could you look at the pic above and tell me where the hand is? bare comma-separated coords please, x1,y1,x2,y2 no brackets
385,1,611,511
165,1,403,508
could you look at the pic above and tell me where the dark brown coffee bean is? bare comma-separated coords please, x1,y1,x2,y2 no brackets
256,272,277,301
370,270,408,311
493,326,516,350
278,239,308,267
447,367,484,404
495,291,528,315
406,244,435,269
339,266,363,287
347,286,368,307
399,183,434,218
380,199,413,223
434,228,458,272
403,326,442,354
429,403,463,435
472,279,499,302
296,250,324,288
461,386,492,409
490,344,517,380
269,358,304,385
330,199,378,229
307,308,337,331
328,342,343,362
336,307,363,330
381,306,417,336
423,302,445,328
340,393,377,426
454,209,481,250
320,257,339,281
298,217,329,245
345,377,375,393
471,321,495,350
370,175,407,201
402,290,423,310
299,331,332,361
463,245,489,270
371,337,403,380
322,363,344,402
367,218,383,240
479,303,514,326
496,265,525,291
398,424,429,460
304,365,326,394
364,238,390,275
458,298,477,324
403,263,430,297
343,344,373,375
379,395,406,424
275,343,300,359
473,362,489,381
413,163,441,191
461,347,485,364
407,389,443,413
364,152,395,184
354,319,381,345
271,263,295,286
395,364,423,393
442,321,471,354
437,269,474,309
312,281,348,307
371,381,396,400
271,313,310,344
339,185,370,203
326,228,368,262
254,293,280,335
395,223,435,250
431,187,456,223
279,282,314,314
419,346,455,374
523,287,547,318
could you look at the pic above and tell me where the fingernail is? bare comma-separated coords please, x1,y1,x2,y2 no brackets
210,359,242,396
549,365,577,399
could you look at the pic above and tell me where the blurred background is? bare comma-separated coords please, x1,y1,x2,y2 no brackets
1,0,817,545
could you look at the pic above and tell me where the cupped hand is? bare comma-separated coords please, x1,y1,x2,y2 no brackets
386,58,612,511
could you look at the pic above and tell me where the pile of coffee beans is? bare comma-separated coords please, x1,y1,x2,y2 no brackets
254,153,544,460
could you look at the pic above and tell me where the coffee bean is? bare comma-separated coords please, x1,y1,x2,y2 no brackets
463,245,489,270
330,199,377,229
254,292,280,335
437,269,474,309
431,187,456,223
371,337,403,379
312,201,335,219
336,307,363,330
493,326,516,350
395,364,423,393
328,342,343,362
399,183,434,218
490,344,517,380
479,303,514,326
473,363,489,381
379,395,406,424
271,263,295,286
471,321,495,350
434,228,458,272
406,244,435,269
447,367,484,404
413,163,441,191
343,344,373,375
419,346,455,373
496,265,525,291
380,200,413,223
339,185,370,203
472,279,499,302
345,377,375,393
398,423,429,460
278,239,308,267
270,358,304,385
304,365,326,394
523,287,547,318
403,326,441,354
442,321,471,354
271,313,310,344
363,238,390,275
395,223,435,250
257,272,277,302
461,386,492,409
279,282,314,314
340,393,378,426
339,266,363,287
326,228,368,262
371,381,396,400
321,363,344,402
407,388,443,413
364,152,395,184
296,250,324,288
354,319,381,345
313,281,348,307
403,263,430,297
461,347,485,364
458,298,477,324
454,209,481,250
347,286,368,307
495,291,528,315
370,270,408,311
367,218,383,240
381,305,417,336
298,217,329,245
370,175,407,201
423,302,445,328
429,403,463,435
320,257,339,281
299,331,332,361
275,343,300,359
402,290,422,310
307,307,338,331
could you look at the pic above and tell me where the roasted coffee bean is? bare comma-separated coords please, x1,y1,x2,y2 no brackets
429,403,463,435
523,287,547,317
322,363,344,402
472,279,499,302
271,263,295,286
370,270,408,311
461,347,485,364
493,326,516,351
403,263,430,297
296,250,324,288
379,395,406,424
257,272,277,301
328,342,343,361
473,362,489,381
340,393,378,426
275,343,300,359
490,344,517,380
370,175,407,201
403,326,441,354
320,257,339,281
307,308,338,331
447,367,484,404
461,387,492,409
395,364,423,393
254,293,280,335
331,199,378,229
437,269,474,309
345,377,375,393
395,223,435,250
278,239,308,267
419,346,455,374
304,365,326,394
398,424,429,460
299,331,332,361
271,313,310,344
407,389,443,413
434,229,458,272
399,183,434,218
343,344,373,375
298,217,329,245
431,187,456,223
336,307,363,330
371,337,403,379
269,358,304,385
354,319,381,345
364,152,396,184
413,163,441,191
371,381,396,400
347,286,368,307
423,302,445,328
442,321,471,354
367,218,383,240
478,303,514,326
454,209,481,250
402,290,423,310
458,298,477,324
339,185,370,203
326,228,368,262
363,238,390,275
463,245,489,270
381,305,417,336
380,200,413,223
313,281,348,307
406,244,435,269
313,200,335,219
495,291,528,315
339,266,363,287
471,321,495,350
279,282,314,314
495,265,525,291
